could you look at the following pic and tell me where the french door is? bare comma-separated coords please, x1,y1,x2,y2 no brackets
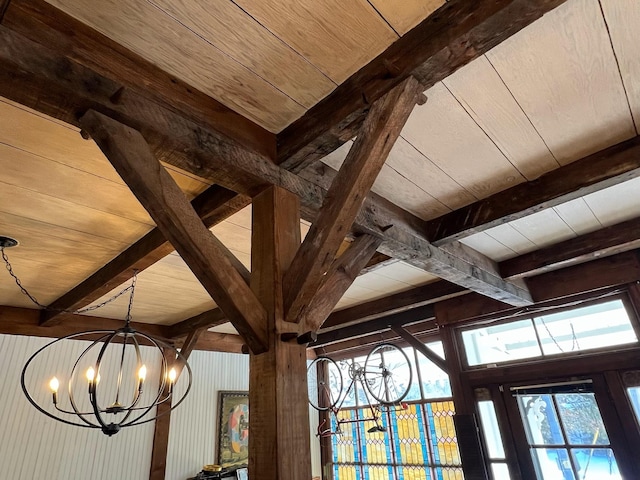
500,375,639,480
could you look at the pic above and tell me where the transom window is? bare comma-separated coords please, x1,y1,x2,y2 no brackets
461,299,637,367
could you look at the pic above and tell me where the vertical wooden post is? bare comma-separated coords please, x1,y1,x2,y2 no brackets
249,186,312,479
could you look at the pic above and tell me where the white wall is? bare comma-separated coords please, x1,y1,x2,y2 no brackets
0,333,156,480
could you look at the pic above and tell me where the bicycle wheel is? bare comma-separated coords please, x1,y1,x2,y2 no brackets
364,343,412,404
307,356,343,411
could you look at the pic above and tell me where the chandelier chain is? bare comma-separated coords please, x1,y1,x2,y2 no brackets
1,246,135,315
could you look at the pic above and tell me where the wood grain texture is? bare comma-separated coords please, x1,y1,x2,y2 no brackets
368,0,444,35
437,250,640,325
426,136,640,245
149,0,335,109
168,309,228,339
284,77,421,322
601,0,640,131
298,234,383,332
321,280,465,331
277,0,568,172
0,26,548,307
313,306,436,348
443,55,559,180
3,0,275,158
80,110,268,353
487,0,635,164
234,0,396,84
500,217,640,278
42,0,305,131
41,186,249,325
249,186,311,480
402,82,525,199
390,325,448,372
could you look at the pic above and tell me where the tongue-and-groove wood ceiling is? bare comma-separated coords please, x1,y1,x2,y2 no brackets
1,0,640,342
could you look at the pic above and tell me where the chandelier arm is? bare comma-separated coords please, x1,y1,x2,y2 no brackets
120,333,171,427
113,330,131,408
91,331,126,432
68,332,115,427
117,336,144,424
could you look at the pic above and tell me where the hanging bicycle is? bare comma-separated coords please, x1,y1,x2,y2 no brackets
307,343,412,436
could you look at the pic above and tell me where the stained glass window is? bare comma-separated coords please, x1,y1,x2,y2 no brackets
329,343,463,479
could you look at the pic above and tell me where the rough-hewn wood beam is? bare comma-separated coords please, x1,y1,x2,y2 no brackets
285,77,422,323
312,305,436,348
149,330,204,480
436,250,640,325
80,110,268,354
0,25,529,306
0,305,170,339
500,216,640,278
321,280,465,331
300,162,531,306
3,0,275,159
169,308,228,339
427,136,640,245
249,186,311,480
40,186,249,326
298,234,383,333
317,322,439,359
277,0,568,172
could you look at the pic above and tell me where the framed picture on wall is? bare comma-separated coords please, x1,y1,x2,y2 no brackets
216,391,249,469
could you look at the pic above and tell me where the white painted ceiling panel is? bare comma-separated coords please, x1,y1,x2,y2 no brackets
600,0,640,130
443,55,559,180
487,0,635,164
402,82,525,199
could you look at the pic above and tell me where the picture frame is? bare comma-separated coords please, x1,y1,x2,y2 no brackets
216,391,249,469
236,467,248,480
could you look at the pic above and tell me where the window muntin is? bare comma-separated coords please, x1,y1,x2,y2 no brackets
462,299,636,367
515,387,621,480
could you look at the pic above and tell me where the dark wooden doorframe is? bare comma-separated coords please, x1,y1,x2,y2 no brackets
492,374,639,480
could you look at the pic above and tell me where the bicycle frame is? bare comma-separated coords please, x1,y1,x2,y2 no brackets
316,360,386,437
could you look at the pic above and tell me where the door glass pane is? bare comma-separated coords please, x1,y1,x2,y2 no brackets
477,401,506,459
490,463,511,480
555,393,609,446
627,386,640,426
531,449,575,480
570,449,619,479
517,395,564,445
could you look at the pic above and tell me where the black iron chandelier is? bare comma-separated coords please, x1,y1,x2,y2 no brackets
2,237,193,436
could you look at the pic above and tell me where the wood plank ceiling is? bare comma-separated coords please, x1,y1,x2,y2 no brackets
1,0,640,338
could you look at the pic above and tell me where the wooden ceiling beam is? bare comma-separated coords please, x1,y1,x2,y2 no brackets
40,186,249,326
284,77,423,323
277,0,568,172
311,305,436,348
2,0,275,159
321,280,466,332
500,216,640,279
0,23,530,307
80,109,268,354
436,250,640,326
426,136,640,245
298,234,383,333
